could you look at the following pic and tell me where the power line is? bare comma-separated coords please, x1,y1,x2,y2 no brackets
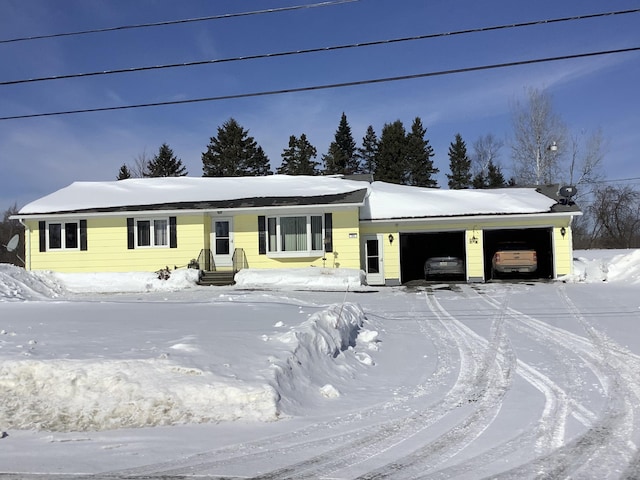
0,0,358,44
1,46,637,121
2,8,638,87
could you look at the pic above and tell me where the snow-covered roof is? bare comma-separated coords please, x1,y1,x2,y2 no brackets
18,176,369,215
361,181,559,220
17,175,568,219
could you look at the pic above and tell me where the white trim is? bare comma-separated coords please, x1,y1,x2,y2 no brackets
45,220,80,251
134,217,170,249
359,211,581,227
265,213,325,257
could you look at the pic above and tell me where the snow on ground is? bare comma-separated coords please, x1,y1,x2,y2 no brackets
1,251,640,478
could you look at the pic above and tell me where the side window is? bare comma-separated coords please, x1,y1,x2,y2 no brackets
128,217,176,249
46,221,81,250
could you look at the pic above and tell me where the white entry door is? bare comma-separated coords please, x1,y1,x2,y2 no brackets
211,217,234,268
362,234,385,285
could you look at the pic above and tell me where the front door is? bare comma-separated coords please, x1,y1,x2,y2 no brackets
362,234,385,285
211,217,233,268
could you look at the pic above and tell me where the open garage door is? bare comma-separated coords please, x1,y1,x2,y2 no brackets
399,231,466,283
483,228,553,280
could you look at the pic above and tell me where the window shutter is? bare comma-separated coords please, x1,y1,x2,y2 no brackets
39,221,46,252
80,220,88,251
258,216,266,255
127,218,134,249
169,217,177,248
324,213,333,253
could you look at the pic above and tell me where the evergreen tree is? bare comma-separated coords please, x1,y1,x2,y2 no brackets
202,118,272,177
277,134,319,175
446,133,472,189
485,159,507,188
117,164,131,180
374,120,407,184
146,143,188,177
406,117,438,187
472,170,486,189
357,125,378,174
323,113,359,174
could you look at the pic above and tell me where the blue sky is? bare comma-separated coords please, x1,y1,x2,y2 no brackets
1,0,638,212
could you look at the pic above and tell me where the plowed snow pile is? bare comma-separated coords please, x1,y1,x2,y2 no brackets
0,266,374,431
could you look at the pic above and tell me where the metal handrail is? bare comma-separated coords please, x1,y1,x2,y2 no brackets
196,249,214,271
232,248,247,273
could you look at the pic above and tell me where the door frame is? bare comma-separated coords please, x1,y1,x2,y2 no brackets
210,216,234,268
362,234,385,286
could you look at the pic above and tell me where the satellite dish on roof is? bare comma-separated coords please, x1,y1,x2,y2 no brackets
558,185,578,205
6,234,19,252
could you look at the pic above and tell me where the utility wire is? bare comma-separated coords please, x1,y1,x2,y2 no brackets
1,46,638,121
2,8,638,87
0,0,358,44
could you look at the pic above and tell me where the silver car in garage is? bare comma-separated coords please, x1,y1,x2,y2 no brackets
424,256,465,279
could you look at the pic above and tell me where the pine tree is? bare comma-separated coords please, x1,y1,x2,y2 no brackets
446,134,472,189
357,125,378,174
374,120,407,184
406,117,438,187
117,164,131,180
485,159,507,188
202,118,272,177
146,143,188,177
323,113,359,174
472,171,486,189
277,134,319,175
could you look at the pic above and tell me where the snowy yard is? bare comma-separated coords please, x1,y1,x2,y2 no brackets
1,250,640,479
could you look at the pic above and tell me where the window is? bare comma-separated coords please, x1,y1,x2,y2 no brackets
127,217,177,250
265,214,327,256
135,218,168,248
47,222,79,250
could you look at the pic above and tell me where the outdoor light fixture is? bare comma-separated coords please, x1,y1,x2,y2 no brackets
388,234,394,244
560,227,566,238
548,141,558,152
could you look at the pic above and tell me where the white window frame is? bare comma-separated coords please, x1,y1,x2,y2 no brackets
46,221,80,251
135,217,170,248
266,214,325,258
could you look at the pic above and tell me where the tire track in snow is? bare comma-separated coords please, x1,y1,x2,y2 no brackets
410,284,599,480
476,285,638,479
247,290,513,479
349,288,516,479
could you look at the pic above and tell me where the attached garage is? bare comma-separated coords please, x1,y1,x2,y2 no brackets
483,228,554,280
399,231,466,282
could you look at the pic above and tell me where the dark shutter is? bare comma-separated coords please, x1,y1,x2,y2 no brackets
39,221,46,252
324,213,333,253
258,216,266,255
169,217,177,248
127,218,134,249
80,220,88,251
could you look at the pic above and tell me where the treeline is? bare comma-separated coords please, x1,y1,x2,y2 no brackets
117,113,508,189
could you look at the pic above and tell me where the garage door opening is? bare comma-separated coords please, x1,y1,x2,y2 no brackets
483,228,553,280
400,232,466,283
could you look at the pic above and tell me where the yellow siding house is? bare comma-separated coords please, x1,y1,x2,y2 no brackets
13,176,580,286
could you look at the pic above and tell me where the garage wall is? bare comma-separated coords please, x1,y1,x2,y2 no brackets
360,213,576,284
465,230,484,282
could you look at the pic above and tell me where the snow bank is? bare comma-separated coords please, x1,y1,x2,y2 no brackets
0,358,279,432
269,302,376,413
566,249,640,284
0,266,376,431
235,267,366,290
0,264,65,301
54,268,200,293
